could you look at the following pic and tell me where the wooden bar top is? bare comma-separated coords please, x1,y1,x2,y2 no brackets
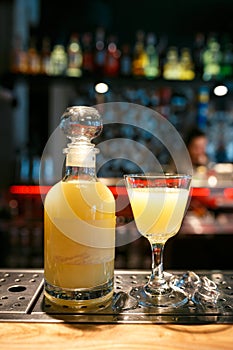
0,323,233,349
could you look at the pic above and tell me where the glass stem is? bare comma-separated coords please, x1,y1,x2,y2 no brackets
144,242,171,296
150,243,165,284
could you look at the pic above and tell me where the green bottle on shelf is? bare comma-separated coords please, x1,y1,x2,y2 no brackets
144,32,160,79
202,35,222,81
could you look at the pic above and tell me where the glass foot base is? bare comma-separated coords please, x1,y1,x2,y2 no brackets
129,285,188,309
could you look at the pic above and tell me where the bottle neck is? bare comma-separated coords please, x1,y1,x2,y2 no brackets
63,165,96,182
62,145,98,182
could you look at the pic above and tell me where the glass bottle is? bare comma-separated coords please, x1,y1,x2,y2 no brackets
27,36,40,75
104,35,121,77
132,30,147,78
192,32,205,78
163,46,181,80
220,35,233,79
94,27,106,76
50,44,67,76
202,35,222,81
82,32,94,76
144,32,159,79
66,33,83,77
120,43,132,77
44,106,116,309
11,35,28,74
179,47,195,80
40,36,51,75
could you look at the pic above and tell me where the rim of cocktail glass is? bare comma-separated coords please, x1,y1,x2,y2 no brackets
123,173,193,209
123,173,192,180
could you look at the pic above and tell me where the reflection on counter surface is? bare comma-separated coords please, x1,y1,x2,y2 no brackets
0,167,233,270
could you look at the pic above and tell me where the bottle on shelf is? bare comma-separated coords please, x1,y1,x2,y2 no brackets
179,47,195,80
66,33,83,77
82,32,95,75
144,32,160,79
94,27,106,76
44,106,116,309
192,32,205,79
40,36,51,75
157,34,168,78
103,35,121,77
49,43,67,76
220,35,233,79
120,43,132,77
132,30,147,78
10,35,28,74
202,34,222,81
27,36,41,75
163,46,181,80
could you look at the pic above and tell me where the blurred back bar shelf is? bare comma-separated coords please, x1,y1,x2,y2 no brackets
3,73,233,186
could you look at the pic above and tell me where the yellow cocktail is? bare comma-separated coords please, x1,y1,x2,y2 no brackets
127,187,189,244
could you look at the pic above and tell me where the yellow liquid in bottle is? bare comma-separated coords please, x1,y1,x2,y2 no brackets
44,180,116,307
128,188,189,243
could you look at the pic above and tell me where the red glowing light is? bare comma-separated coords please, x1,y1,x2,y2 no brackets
10,185,51,195
224,188,233,199
191,188,210,197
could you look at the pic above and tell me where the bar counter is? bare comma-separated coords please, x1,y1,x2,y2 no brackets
0,269,233,349
1,322,233,350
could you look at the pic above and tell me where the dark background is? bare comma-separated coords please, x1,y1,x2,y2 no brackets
39,0,233,46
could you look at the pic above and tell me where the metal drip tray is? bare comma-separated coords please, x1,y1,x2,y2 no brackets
0,269,233,324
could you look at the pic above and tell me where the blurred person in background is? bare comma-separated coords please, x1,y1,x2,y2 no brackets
185,127,209,168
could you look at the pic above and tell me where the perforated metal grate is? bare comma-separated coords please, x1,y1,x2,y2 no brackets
0,269,233,324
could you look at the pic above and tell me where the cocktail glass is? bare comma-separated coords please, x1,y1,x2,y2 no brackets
124,173,192,308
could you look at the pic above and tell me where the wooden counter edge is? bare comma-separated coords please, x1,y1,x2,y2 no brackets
0,322,233,350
